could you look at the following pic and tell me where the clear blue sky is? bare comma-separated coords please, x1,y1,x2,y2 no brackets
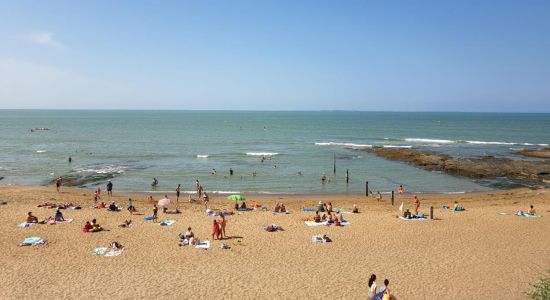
1,0,549,111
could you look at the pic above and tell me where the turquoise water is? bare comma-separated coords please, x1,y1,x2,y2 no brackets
0,110,549,194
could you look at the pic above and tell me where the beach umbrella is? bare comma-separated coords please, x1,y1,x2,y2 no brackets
158,197,171,207
227,195,245,201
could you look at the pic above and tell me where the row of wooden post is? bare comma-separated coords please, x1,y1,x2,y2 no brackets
365,180,434,219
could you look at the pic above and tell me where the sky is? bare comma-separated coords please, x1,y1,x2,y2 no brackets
0,0,549,112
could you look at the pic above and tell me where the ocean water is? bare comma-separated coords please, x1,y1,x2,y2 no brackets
0,110,549,194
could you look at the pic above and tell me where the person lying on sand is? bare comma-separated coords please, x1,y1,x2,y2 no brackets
273,203,281,212
26,211,39,223
402,209,412,219
54,209,65,222
96,202,106,209
264,224,281,232
118,220,132,228
111,241,124,251
352,204,359,213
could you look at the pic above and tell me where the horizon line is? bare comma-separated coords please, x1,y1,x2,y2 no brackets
0,108,549,114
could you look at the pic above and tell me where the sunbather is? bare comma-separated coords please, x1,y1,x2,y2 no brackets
368,274,377,299
240,201,247,209
273,203,281,212
54,209,65,222
334,217,341,226
96,202,106,209
111,241,124,250
108,202,119,211
90,219,103,232
26,211,38,223
118,220,132,228
402,209,412,219
453,201,465,211
352,204,359,213
326,202,333,213
280,204,286,212
528,205,536,215
316,201,325,212
313,211,321,223
127,198,136,214
327,213,334,224
265,224,280,232
82,221,92,232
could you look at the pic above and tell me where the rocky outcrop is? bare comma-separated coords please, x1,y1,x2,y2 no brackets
362,147,550,185
515,148,550,159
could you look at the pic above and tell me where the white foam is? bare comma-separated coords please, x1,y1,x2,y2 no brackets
382,145,413,149
404,138,455,144
314,142,372,148
245,152,279,156
196,155,209,158
36,150,47,153
73,165,127,174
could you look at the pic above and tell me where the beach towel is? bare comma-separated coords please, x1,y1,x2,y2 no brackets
144,216,154,220
195,240,211,249
48,219,73,225
311,234,332,243
237,208,253,211
17,222,36,228
497,212,507,215
399,216,427,221
105,249,124,257
94,247,124,256
305,221,328,227
272,211,290,215
340,221,351,226
19,236,47,246
515,212,541,218
303,208,315,212
207,211,233,217
160,219,176,226
93,247,109,256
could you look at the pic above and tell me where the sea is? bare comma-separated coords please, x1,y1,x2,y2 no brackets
1,110,549,194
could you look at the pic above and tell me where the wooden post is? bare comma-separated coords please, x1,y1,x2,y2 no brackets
333,153,336,175
365,181,369,197
346,169,349,184
430,206,434,219
391,191,394,206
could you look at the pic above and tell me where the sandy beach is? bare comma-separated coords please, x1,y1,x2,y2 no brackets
0,185,549,299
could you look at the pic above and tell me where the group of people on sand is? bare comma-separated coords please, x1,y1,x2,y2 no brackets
82,219,104,232
273,202,287,213
368,274,392,300
312,201,347,226
234,201,247,210
37,202,80,209
212,215,227,240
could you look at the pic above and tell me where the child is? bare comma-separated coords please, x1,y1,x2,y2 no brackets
152,205,158,223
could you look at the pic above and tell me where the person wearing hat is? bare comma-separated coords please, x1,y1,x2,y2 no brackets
316,201,325,212
26,212,38,223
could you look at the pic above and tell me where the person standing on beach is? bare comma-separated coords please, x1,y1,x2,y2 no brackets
106,180,113,198
152,204,158,223
218,214,227,239
202,191,209,209
176,184,181,202
212,219,220,240
399,185,404,195
413,196,420,215
55,177,63,192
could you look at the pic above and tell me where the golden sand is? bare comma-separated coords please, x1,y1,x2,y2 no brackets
0,186,549,299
